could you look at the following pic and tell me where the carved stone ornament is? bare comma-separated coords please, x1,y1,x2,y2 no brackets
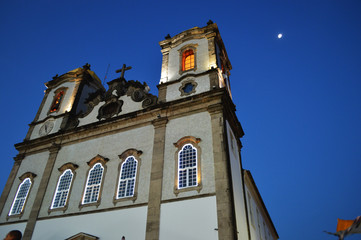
97,96,124,120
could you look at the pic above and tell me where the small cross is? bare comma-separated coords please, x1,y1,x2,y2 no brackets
115,64,132,79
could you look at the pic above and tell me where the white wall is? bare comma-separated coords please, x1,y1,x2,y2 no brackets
39,125,154,217
166,38,210,83
226,121,249,240
0,222,26,239
165,75,211,102
0,151,49,222
32,206,147,240
159,196,218,240
161,112,215,200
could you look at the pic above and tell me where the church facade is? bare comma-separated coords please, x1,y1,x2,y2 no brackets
0,22,278,240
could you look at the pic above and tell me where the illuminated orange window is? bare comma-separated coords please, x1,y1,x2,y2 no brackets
182,49,195,71
50,91,64,113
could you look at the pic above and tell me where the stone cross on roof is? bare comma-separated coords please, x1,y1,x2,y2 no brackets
115,64,132,79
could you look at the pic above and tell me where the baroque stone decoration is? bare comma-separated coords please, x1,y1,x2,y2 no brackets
91,75,158,120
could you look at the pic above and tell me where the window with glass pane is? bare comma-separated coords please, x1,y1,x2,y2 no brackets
51,169,73,209
9,178,32,215
178,144,198,188
182,49,195,71
50,90,64,113
82,163,104,204
117,156,138,198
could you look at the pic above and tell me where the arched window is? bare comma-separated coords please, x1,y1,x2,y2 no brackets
178,144,198,188
50,90,65,113
117,156,138,198
9,177,33,216
82,163,104,204
174,136,202,195
114,149,142,203
51,169,74,209
182,49,195,71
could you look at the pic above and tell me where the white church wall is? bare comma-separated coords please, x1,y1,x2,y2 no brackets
0,222,26,238
30,116,63,140
226,121,249,240
78,94,144,127
0,151,48,222
167,38,210,82
161,112,215,201
245,185,275,240
32,206,147,240
38,125,154,217
165,74,211,102
159,196,218,240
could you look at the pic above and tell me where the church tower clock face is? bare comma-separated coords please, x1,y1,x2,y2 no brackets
39,120,54,136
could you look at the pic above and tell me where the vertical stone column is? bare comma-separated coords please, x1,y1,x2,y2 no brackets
208,104,237,240
160,48,170,84
0,154,24,216
206,32,217,69
23,143,61,240
145,117,168,240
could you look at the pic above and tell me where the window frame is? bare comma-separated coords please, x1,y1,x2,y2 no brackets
113,149,142,204
173,136,202,195
49,163,78,213
80,155,108,208
178,44,198,75
48,87,68,115
179,78,198,97
8,172,36,218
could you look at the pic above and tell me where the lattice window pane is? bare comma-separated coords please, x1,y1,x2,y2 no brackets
10,178,32,215
52,169,73,209
183,50,195,71
178,144,198,189
83,163,104,204
117,156,137,199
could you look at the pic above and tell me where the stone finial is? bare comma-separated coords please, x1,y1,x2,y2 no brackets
83,63,91,70
165,34,171,39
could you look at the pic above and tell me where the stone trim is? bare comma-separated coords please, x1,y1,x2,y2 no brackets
179,78,198,97
48,163,78,214
145,117,168,240
178,44,198,75
160,48,170,83
23,143,61,239
173,136,202,196
79,155,109,209
113,149,142,204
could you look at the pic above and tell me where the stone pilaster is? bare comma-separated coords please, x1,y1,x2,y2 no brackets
206,32,217,69
157,83,167,103
23,143,61,240
0,154,24,216
145,117,168,240
208,104,237,240
160,48,170,83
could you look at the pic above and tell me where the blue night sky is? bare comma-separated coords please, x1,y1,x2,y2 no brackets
0,0,360,239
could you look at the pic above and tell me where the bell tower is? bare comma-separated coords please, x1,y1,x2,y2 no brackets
25,64,104,140
158,21,232,103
